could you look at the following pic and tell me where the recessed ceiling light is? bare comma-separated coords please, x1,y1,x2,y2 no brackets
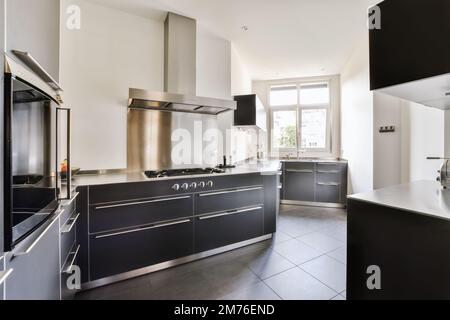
241,26,249,32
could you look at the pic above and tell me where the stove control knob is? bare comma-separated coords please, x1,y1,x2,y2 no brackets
181,183,189,191
190,182,198,190
198,182,206,188
172,184,180,191
207,181,214,188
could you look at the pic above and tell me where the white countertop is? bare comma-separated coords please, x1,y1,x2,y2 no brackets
349,180,450,221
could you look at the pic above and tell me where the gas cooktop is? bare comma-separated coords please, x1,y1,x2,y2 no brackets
144,168,226,179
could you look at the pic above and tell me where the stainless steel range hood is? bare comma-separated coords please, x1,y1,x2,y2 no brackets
128,89,236,115
128,12,236,116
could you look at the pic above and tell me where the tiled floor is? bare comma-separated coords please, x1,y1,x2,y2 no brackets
77,204,347,300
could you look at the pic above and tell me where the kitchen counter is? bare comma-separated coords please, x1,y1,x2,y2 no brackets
349,180,450,221
347,180,450,299
72,160,282,187
276,158,348,164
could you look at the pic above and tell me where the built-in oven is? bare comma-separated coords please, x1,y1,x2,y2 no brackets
3,55,70,252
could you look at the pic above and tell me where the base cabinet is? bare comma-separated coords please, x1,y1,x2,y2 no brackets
78,173,277,287
90,219,194,281
284,171,315,202
4,217,60,300
194,207,264,252
282,161,348,206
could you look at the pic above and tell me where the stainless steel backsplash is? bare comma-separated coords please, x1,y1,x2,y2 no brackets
127,109,220,171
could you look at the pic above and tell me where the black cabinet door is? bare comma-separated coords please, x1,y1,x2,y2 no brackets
284,170,315,202
263,175,279,234
315,183,341,204
90,219,194,281
195,187,263,215
369,0,450,90
195,207,264,253
90,195,193,234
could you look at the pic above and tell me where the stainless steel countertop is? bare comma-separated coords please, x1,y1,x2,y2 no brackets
349,180,450,221
72,160,283,187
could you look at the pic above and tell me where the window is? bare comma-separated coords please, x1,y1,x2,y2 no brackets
270,81,332,153
270,85,297,106
272,110,297,149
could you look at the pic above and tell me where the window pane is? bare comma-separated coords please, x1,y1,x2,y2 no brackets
300,83,329,106
272,110,297,149
301,109,327,149
270,85,297,106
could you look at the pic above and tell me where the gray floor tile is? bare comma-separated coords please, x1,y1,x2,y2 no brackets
273,238,323,265
264,267,337,300
321,224,347,242
331,294,346,300
77,204,348,300
201,261,262,298
297,232,344,254
247,249,296,279
327,246,347,264
300,255,346,293
218,282,281,300
271,231,293,245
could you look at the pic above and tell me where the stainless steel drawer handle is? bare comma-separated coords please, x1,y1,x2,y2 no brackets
63,245,81,274
198,206,263,220
95,219,192,239
95,196,191,210
13,217,58,257
317,170,340,174
317,182,340,186
0,269,14,285
61,213,80,234
198,187,263,197
286,169,314,173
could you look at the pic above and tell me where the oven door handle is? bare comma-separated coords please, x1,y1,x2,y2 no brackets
56,107,71,200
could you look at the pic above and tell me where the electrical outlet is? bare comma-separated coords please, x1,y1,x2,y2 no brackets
379,126,396,133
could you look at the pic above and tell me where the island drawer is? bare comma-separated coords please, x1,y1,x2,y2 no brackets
194,206,264,252
89,195,194,234
284,162,315,172
60,210,79,265
194,187,263,215
316,162,346,172
89,218,194,280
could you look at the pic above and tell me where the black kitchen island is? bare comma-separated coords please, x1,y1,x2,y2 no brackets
347,180,450,300
73,162,281,289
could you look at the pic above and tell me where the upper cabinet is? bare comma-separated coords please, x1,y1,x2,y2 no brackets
370,0,450,110
6,0,60,81
233,94,267,132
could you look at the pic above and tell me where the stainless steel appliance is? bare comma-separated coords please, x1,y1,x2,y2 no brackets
127,13,236,172
3,54,69,251
427,157,450,188
144,167,225,179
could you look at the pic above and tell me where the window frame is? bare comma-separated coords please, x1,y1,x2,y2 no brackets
269,78,335,155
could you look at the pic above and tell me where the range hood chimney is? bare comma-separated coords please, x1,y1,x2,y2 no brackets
128,12,236,115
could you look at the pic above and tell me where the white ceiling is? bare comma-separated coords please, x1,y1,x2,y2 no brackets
89,0,380,80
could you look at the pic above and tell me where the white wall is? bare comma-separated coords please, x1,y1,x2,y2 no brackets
196,25,231,100
340,37,374,194
403,101,444,182
344,36,446,192
196,24,233,161
60,0,164,170
231,45,252,96
373,92,402,189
